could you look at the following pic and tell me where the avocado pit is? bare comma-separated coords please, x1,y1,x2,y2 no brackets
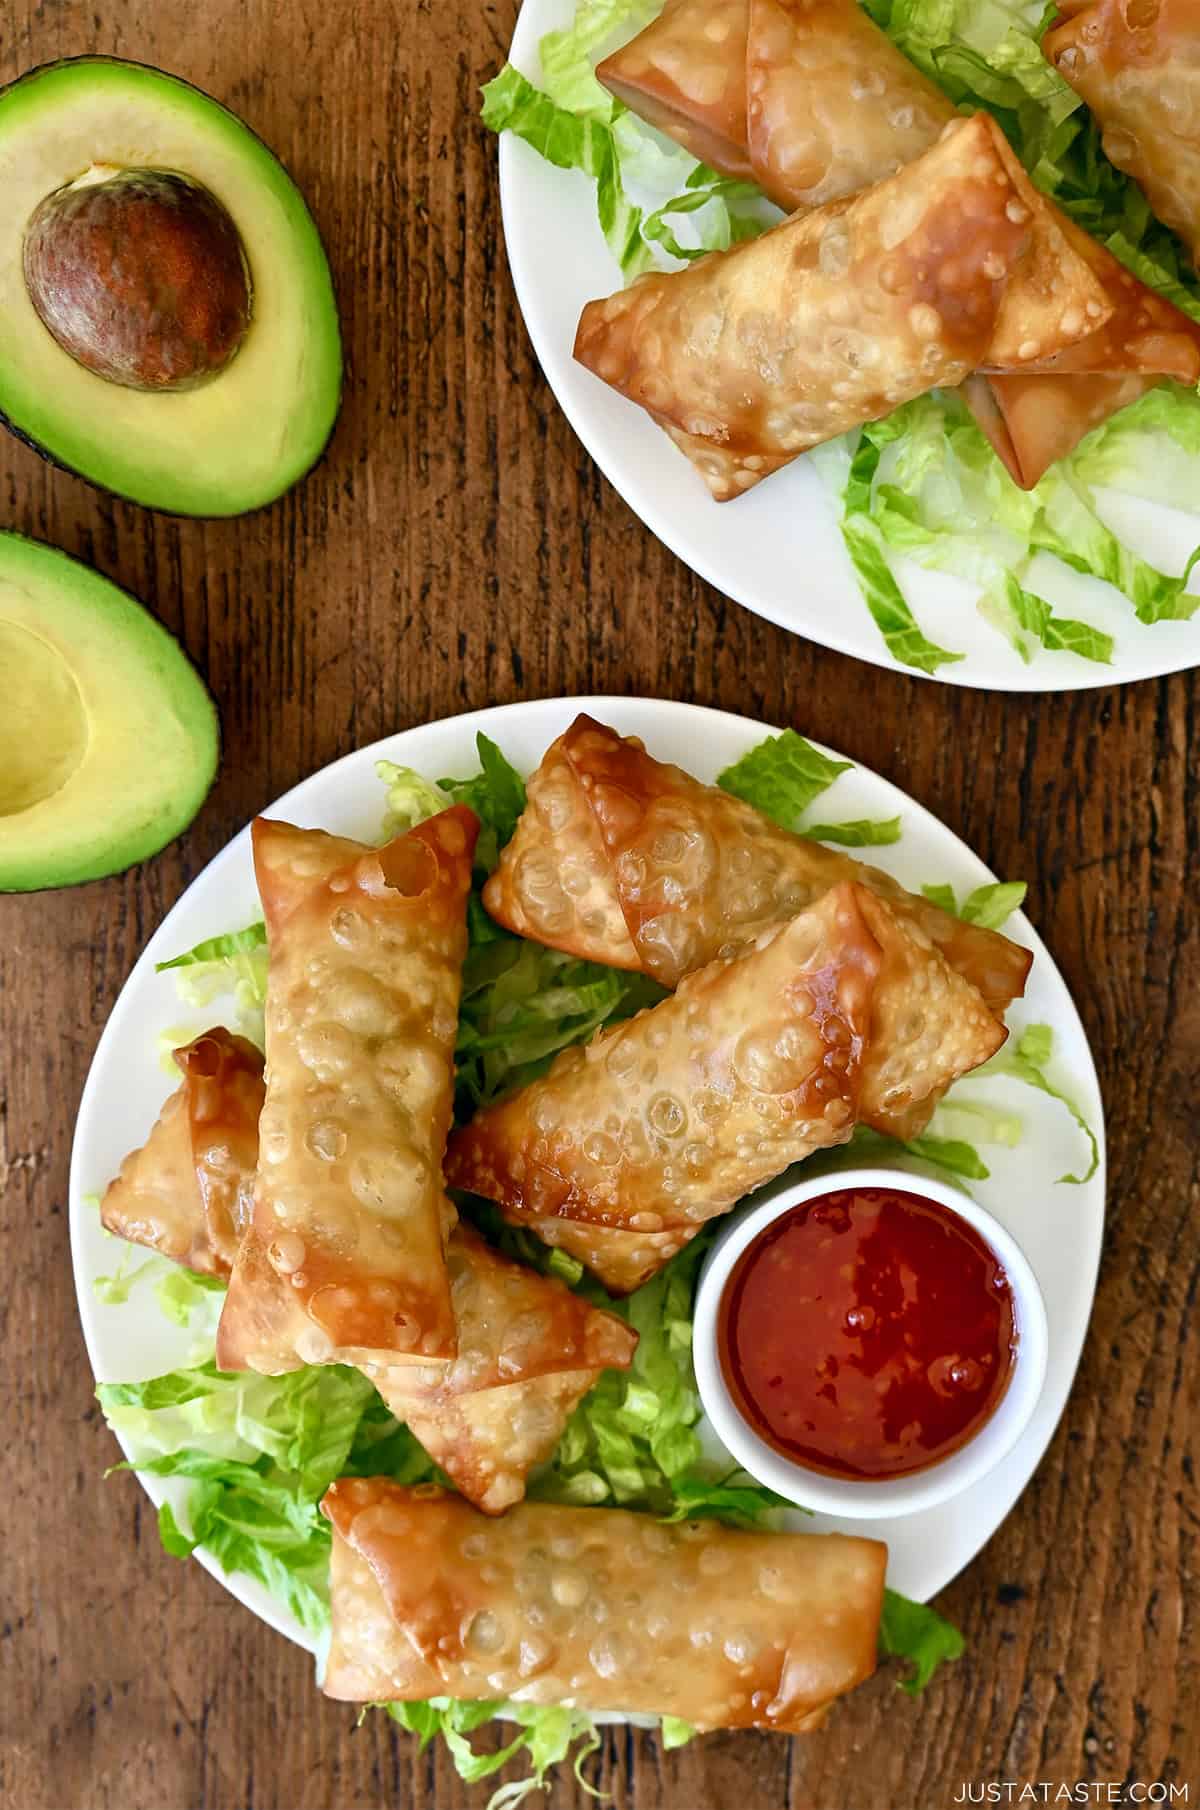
23,165,252,391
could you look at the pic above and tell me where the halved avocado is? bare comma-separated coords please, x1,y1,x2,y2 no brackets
0,533,218,890
0,58,341,515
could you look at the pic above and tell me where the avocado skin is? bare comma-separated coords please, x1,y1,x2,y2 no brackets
0,57,342,517
0,532,221,892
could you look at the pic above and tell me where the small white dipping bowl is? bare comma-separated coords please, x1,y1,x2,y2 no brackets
693,1164,1049,1520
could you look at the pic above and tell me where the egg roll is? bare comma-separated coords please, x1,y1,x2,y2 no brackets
598,0,955,212
446,880,1004,1261
100,1027,264,1277
599,0,1200,485
371,1221,636,1513
104,1034,635,1511
1045,0,1200,268
321,1479,887,1731
484,715,1031,1016
574,113,1121,499
216,809,478,1374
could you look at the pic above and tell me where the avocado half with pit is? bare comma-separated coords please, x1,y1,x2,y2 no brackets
0,58,341,515
0,533,218,890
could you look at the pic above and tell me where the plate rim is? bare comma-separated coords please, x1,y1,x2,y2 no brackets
496,0,1200,694
68,693,1107,1656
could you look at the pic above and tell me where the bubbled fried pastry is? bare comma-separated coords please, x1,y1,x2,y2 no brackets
321,1479,887,1731
485,716,1031,1021
449,884,880,1236
217,809,478,1374
100,1027,265,1277
597,0,1200,488
369,1220,636,1513
597,0,755,184
1045,0,1200,270
575,115,1049,501
104,1045,635,1514
448,882,1004,1278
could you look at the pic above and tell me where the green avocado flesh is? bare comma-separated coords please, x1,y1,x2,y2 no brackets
0,58,342,514
0,533,219,890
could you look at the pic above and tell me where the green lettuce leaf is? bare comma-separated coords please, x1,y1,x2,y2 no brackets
803,817,902,847
481,65,648,276
155,921,269,1043
716,729,851,824
976,1022,1100,1183
880,1587,965,1694
438,732,528,869
921,878,1028,930
377,762,451,835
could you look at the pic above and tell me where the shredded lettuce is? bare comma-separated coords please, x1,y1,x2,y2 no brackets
385,1699,604,1807
880,1587,966,1694
481,0,1200,668
974,1022,1100,1183
803,816,902,847
155,922,269,1045
716,728,901,844
921,878,1028,930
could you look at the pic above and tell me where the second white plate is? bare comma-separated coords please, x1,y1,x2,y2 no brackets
498,0,1200,691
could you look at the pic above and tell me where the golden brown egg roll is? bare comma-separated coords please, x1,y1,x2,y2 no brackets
446,880,1004,1264
104,1033,635,1512
599,0,1200,486
574,113,1121,499
100,1027,264,1277
371,1221,636,1513
321,1479,887,1731
484,715,1031,1017
599,0,955,212
217,810,478,1374
598,0,756,182
1045,0,1200,268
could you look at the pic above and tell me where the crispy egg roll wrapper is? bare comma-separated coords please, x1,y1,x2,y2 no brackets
371,1220,636,1511
599,0,1200,485
597,0,755,182
575,114,1128,499
484,716,1031,1017
100,1027,265,1277
217,810,478,1374
1045,0,1200,269
321,1479,886,1731
107,1045,635,1510
447,882,1004,1248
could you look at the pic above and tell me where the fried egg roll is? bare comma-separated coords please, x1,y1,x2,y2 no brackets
446,881,1004,1274
100,1026,263,1277
321,1479,887,1731
217,810,478,1374
103,1024,634,1512
371,1221,636,1513
598,0,1200,486
1045,0,1200,268
484,715,1031,1017
574,114,1126,498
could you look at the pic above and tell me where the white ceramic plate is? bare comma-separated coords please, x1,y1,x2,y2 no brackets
70,696,1106,1656
498,0,1200,691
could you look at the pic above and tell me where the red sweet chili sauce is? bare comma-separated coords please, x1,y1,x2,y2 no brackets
718,1186,1018,1480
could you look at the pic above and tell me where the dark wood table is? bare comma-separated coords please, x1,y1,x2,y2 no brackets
2,3,1197,1806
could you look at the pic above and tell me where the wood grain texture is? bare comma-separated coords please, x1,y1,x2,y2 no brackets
0,2,1197,1806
